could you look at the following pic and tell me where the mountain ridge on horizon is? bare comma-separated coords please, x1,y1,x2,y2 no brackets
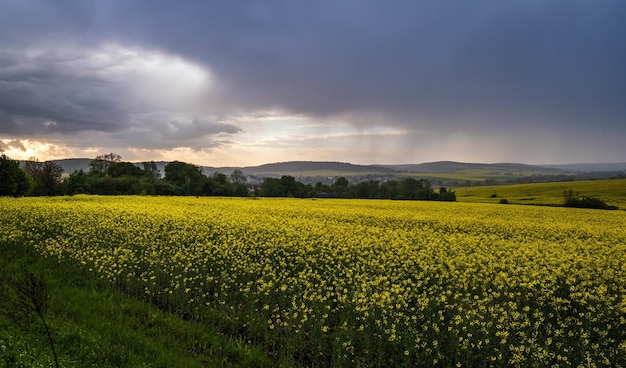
44,158,626,177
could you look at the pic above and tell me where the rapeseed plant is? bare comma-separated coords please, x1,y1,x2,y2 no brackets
1,196,624,366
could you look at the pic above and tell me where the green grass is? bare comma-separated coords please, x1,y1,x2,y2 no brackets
398,169,575,183
456,178,626,209
0,241,274,367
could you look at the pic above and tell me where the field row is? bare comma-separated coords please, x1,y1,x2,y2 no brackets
458,178,626,208
1,196,625,366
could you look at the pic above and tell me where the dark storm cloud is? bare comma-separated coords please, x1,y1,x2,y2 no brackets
1,0,625,159
107,1,626,134
160,118,240,141
129,114,241,143
0,48,133,135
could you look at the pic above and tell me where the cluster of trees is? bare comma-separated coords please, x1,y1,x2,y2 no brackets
0,154,32,196
1,154,66,196
311,177,456,200
1,153,455,201
563,189,617,210
65,153,249,196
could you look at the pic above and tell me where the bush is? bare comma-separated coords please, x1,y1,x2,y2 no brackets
435,190,456,202
565,197,617,210
563,190,617,210
499,199,509,204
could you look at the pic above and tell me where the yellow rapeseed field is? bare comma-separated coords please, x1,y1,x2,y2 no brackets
457,178,626,208
1,195,624,367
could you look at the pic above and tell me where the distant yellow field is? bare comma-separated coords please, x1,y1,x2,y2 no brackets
397,167,576,183
456,178,626,209
1,196,625,366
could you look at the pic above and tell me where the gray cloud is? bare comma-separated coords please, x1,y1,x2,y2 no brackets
129,113,241,145
0,43,236,147
97,1,626,132
0,48,136,135
1,0,625,163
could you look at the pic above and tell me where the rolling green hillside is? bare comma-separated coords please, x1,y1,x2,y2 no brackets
456,178,626,209
47,159,624,186
392,161,574,184
387,161,561,174
241,161,394,177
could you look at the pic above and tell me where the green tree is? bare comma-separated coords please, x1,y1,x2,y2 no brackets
63,169,89,195
21,158,64,195
0,154,32,196
90,176,143,195
384,179,401,199
22,157,44,195
353,180,380,199
230,169,246,184
400,178,431,200
314,182,333,197
38,161,64,195
434,187,456,201
332,177,350,197
563,189,616,210
141,161,160,195
209,172,233,196
22,157,43,179
107,162,144,178
232,183,249,197
334,177,349,188
279,175,298,197
212,172,228,185
164,161,206,195
143,161,160,181
260,177,282,197
89,153,121,176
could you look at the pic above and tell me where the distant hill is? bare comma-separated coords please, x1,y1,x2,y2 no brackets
50,158,92,173
48,159,624,183
384,161,562,174
539,163,626,172
239,161,394,177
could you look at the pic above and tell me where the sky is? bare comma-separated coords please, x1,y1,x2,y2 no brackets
0,1,625,167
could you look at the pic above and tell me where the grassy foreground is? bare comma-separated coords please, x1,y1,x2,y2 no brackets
1,196,626,366
0,239,273,367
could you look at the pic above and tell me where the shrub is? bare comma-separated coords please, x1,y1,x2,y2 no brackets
563,189,617,210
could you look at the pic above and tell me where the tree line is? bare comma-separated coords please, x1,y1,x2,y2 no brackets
0,153,455,201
